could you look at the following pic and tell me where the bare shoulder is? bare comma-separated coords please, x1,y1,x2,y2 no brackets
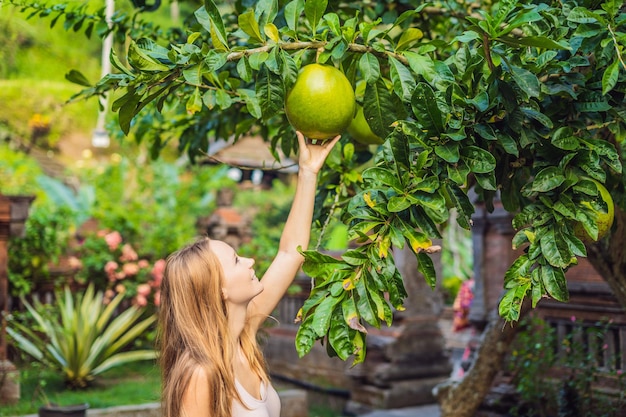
182,365,210,417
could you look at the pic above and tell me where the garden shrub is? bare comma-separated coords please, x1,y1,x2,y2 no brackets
506,316,626,417
8,203,74,296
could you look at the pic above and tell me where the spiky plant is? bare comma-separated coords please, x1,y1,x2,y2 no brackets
7,284,156,388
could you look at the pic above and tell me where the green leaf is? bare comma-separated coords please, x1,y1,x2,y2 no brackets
362,167,403,191
499,35,569,50
539,227,571,269
475,172,497,190
403,51,436,83
237,57,253,82
328,313,353,361
540,264,569,302
510,65,540,98
521,107,553,128
388,56,416,102
530,167,566,192
498,282,530,322
295,315,318,357
65,70,91,87
256,69,284,119
417,252,436,289
355,277,378,327
396,27,423,51
127,41,169,72
602,59,620,95
203,0,229,48
255,0,278,28
312,294,343,337
215,89,233,109
359,53,381,85
551,127,580,150
388,131,410,172
504,254,531,284
238,10,264,44
363,79,397,138
447,162,470,186
388,196,412,212
304,0,328,34
567,6,602,24
411,82,444,134
435,142,460,163
284,0,305,32
460,146,496,174
323,12,341,35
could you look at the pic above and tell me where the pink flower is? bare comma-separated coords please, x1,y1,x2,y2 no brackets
119,244,138,262
122,262,140,276
135,294,148,307
137,283,151,297
115,284,126,293
570,315,576,322
104,261,118,274
151,259,166,287
138,259,150,269
104,231,123,251
153,290,161,307
603,344,609,350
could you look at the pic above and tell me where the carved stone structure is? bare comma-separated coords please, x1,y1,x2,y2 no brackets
0,193,35,405
264,245,452,414
344,245,451,413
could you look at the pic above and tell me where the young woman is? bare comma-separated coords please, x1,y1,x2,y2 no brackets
157,132,340,417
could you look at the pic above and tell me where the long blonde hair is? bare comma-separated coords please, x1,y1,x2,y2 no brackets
157,237,268,417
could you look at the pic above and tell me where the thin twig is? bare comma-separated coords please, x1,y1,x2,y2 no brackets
315,182,343,251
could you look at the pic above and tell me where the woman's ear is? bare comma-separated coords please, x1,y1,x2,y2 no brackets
221,288,229,301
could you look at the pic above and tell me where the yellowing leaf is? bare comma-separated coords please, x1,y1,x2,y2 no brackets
363,192,375,208
378,236,391,258
294,307,303,323
342,278,355,291
264,23,280,42
347,316,367,333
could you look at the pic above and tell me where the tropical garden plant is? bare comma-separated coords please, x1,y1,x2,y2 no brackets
6,284,157,389
4,0,626,415
506,316,626,416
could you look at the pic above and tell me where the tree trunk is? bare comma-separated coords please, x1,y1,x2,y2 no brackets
586,206,626,309
434,303,530,417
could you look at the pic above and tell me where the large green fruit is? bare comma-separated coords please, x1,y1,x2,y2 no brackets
285,64,356,140
573,179,615,242
347,104,384,145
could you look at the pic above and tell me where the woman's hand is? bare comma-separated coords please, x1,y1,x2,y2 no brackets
296,131,341,175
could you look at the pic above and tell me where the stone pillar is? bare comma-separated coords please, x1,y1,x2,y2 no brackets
345,244,452,413
468,200,519,327
0,194,35,405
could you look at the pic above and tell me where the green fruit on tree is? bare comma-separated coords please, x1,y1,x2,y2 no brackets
572,179,615,242
347,104,384,145
285,64,356,140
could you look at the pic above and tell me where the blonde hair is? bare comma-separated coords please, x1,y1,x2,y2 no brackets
157,237,268,417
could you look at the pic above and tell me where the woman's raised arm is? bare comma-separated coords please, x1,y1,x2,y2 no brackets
247,132,340,330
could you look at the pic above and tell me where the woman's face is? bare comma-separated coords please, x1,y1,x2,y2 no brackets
210,240,262,305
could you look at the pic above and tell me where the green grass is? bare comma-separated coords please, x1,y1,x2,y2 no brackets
0,360,161,417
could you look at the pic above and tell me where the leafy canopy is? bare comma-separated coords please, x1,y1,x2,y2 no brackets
12,0,626,364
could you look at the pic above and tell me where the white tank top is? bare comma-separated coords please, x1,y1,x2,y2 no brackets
231,379,281,417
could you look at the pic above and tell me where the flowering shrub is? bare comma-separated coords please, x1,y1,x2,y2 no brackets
71,229,164,308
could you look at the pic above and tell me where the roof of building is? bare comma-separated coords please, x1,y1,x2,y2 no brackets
204,135,298,173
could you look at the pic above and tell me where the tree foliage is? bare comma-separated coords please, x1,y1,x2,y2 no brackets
9,0,626,364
